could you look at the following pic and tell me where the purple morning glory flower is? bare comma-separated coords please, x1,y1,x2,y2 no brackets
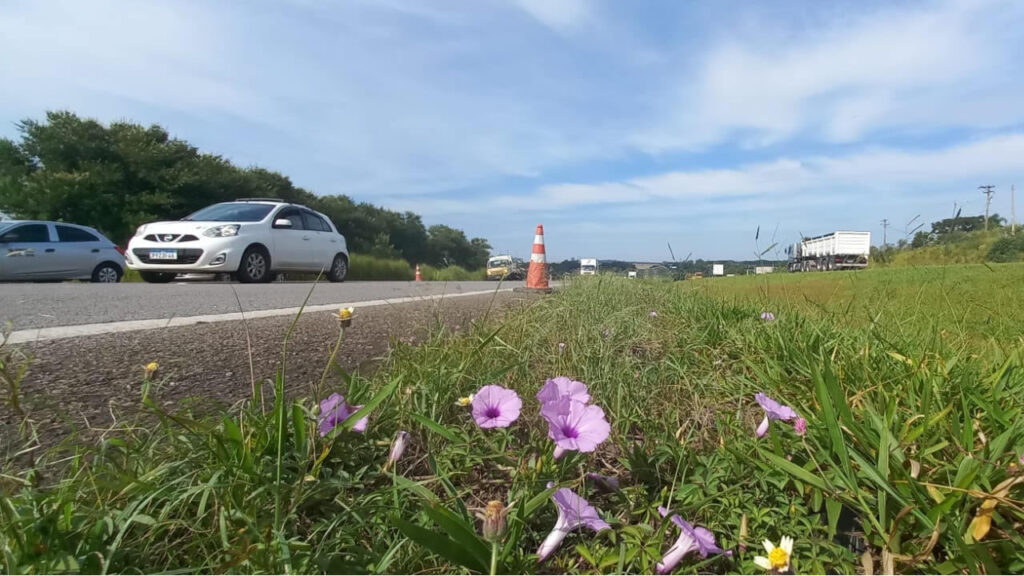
471,384,522,429
541,397,611,459
755,393,798,438
586,472,620,493
656,506,731,574
537,488,610,562
537,376,591,406
760,311,775,322
319,393,368,437
649,310,658,317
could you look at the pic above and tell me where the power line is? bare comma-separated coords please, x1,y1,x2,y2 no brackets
880,218,889,246
979,185,995,230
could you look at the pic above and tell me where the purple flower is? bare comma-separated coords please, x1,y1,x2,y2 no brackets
537,376,591,406
541,397,611,459
387,430,410,466
755,393,798,438
586,472,620,493
319,393,368,437
649,310,658,317
760,311,775,322
656,506,731,574
793,418,807,436
537,488,610,562
471,384,522,429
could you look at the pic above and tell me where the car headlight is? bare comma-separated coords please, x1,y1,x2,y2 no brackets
134,224,148,237
203,224,240,238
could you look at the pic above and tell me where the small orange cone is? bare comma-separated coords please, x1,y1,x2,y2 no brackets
520,224,552,293
415,264,423,282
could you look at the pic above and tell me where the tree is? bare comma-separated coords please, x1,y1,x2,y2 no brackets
931,214,1004,236
911,230,932,249
0,111,489,264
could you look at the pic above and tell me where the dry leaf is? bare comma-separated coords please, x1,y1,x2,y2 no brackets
860,550,874,575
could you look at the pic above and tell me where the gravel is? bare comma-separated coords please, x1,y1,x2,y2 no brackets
1,290,533,451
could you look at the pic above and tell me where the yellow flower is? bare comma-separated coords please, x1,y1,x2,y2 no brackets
337,307,354,320
754,536,793,572
455,394,474,407
144,362,159,377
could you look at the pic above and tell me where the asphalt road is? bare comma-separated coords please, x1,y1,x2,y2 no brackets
0,280,522,330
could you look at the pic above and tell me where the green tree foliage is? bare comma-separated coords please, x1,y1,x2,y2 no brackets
931,213,1004,236
0,111,489,269
986,234,1024,262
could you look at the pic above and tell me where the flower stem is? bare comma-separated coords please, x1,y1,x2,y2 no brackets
316,326,346,404
490,540,499,576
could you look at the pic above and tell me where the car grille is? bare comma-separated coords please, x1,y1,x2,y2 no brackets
133,248,204,264
144,234,200,243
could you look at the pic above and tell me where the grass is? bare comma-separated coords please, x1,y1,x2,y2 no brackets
420,264,486,281
3,267,1024,574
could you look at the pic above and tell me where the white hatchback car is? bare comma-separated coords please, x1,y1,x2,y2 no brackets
126,199,349,283
0,220,126,282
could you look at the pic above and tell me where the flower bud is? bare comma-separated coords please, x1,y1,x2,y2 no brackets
144,362,159,379
482,500,509,542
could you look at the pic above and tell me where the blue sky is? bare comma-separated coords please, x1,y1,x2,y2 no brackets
2,0,1023,261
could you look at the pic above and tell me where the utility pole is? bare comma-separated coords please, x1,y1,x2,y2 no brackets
1012,184,1016,235
979,185,995,230
880,218,889,247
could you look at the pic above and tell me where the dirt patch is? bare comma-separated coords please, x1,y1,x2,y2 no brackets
2,291,533,452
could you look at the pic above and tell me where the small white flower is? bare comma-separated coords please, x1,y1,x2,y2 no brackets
754,536,793,573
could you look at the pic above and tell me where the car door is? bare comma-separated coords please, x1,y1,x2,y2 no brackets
55,224,103,278
301,210,336,272
270,207,313,269
0,223,57,280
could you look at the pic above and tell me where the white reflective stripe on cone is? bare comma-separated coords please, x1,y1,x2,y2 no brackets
533,235,544,245
530,253,546,263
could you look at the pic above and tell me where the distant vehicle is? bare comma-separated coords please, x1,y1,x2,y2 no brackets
788,231,871,272
486,255,523,280
580,258,598,275
0,220,125,282
712,263,725,276
754,266,774,274
627,270,637,279
126,199,349,283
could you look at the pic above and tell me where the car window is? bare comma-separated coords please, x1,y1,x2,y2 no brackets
1,224,50,242
274,208,305,230
301,211,330,232
57,225,100,242
184,203,275,222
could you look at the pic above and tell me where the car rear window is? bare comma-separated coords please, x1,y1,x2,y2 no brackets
57,225,100,242
184,203,275,222
2,224,50,242
301,211,331,232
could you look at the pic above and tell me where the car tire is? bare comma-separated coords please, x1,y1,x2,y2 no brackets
327,254,348,283
91,262,123,283
238,246,272,283
140,271,176,283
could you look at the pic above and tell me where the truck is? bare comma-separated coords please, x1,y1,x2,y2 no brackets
787,231,871,272
486,255,524,280
580,258,598,276
712,263,725,276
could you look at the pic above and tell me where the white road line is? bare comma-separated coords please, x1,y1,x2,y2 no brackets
8,287,514,344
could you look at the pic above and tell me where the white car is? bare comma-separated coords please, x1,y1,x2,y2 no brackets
0,220,126,282
126,199,349,284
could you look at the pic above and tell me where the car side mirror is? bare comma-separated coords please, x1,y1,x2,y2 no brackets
274,218,293,229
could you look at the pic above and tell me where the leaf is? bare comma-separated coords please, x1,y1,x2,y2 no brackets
393,517,488,573
812,368,852,477
292,402,308,457
760,450,828,491
342,378,399,431
421,504,491,571
826,499,842,539
410,412,462,444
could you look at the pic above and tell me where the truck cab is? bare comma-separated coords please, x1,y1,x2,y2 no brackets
486,255,522,280
580,258,598,275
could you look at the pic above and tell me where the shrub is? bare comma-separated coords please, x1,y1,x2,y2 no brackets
419,264,485,281
986,234,1024,263
348,254,413,281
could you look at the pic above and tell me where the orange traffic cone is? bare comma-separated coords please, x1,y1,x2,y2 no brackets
518,224,552,293
415,264,423,282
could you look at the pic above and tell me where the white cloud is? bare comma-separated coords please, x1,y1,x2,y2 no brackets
633,0,1024,151
511,0,592,32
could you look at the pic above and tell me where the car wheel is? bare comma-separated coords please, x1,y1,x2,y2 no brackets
238,246,272,283
140,271,176,283
91,262,123,283
327,254,348,283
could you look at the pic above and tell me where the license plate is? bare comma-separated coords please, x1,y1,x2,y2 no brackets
149,250,177,260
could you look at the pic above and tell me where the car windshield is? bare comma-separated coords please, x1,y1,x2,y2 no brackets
582,265,596,271
184,203,275,222
488,258,510,268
